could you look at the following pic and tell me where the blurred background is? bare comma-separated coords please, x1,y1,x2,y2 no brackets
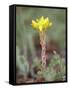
16,6,66,83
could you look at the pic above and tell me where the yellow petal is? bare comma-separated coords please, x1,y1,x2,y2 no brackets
41,16,44,20
44,17,49,26
39,26,42,32
36,19,39,22
32,20,36,24
49,22,52,27
40,16,44,22
45,17,49,22
32,20,37,29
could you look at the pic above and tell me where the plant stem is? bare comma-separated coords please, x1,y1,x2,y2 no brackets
39,31,46,69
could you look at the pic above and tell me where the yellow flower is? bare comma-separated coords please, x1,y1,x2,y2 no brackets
31,16,52,32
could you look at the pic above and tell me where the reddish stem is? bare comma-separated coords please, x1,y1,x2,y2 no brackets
39,31,46,69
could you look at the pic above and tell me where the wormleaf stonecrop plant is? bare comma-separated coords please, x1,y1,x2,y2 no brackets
31,16,52,69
